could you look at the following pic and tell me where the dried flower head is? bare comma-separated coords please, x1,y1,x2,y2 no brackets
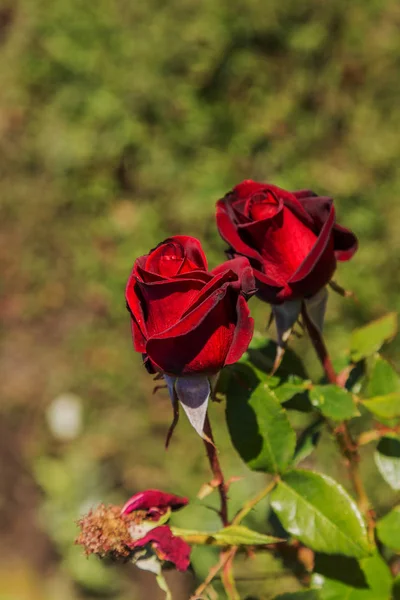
76,503,144,560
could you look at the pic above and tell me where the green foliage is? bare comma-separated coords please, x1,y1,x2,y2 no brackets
374,435,400,490
367,355,400,397
274,592,319,599
309,384,359,420
206,525,282,546
376,505,400,551
312,552,393,599
270,470,370,558
293,418,323,465
350,313,398,362
363,393,400,419
225,362,296,474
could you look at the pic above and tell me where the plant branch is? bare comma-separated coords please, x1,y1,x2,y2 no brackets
301,302,374,536
190,547,237,600
203,412,229,526
221,546,240,600
232,477,278,525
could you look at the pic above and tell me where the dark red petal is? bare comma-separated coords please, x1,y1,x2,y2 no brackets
172,235,208,271
132,525,191,571
137,278,205,338
289,202,335,284
292,189,318,200
225,294,254,364
332,224,358,261
211,257,256,297
121,490,188,515
216,197,263,263
146,286,236,375
145,236,207,276
294,195,334,231
283,238,336,301
253,268,285,304
242,206,318,287
142,236,208,279
126,274,148,351
232,179,267,199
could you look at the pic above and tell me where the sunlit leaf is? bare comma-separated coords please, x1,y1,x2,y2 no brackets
367,355,400,397
226,363,296,474
309,384,359,421
350,313,397,362
209,525,282,546
363,393,400,420
312,552,392,599
270,470,370,557
170,525,282,547
376,505,400,551
272,376,310,404
375,436,400,490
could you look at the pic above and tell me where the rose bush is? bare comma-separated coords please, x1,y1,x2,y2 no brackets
216,180,358,304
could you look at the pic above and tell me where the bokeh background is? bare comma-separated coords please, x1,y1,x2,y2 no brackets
1,0,399,598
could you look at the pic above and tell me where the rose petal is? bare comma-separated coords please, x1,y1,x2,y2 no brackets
216,197,264,263
146,285,236,374
145,236,208,277
126,278,148,352
332,224,358,261
132,525,191,571
225,295,254,365
137,278,205,338
121,489,188,516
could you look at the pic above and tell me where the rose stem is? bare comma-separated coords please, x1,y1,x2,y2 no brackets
189,547,237,600
301,302,373,533
203,412,229,527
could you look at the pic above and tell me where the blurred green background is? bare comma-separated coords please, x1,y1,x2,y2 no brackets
0,0,399,598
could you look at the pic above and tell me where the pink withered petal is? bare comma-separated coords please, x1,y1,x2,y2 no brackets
121,489,188,516
132,525,191,571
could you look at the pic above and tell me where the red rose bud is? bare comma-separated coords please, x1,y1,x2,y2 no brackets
126,236,256,438
121,489,188,518
216,181,357,365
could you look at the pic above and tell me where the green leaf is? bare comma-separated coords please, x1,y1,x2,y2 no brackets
350,313,398,362
375,436,400,490
270,470,370,558
272,376,310,404
312,552,392,599
293,419,323,465
209,525,282,546
362,393,400,419
367,355,400,397
225,363,296,474
274,592,319,600
309,385,359,421
376,505,400,551
170,525,282,547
